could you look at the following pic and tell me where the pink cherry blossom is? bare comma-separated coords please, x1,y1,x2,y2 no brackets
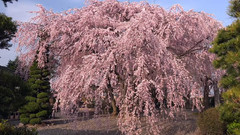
15,0,223,134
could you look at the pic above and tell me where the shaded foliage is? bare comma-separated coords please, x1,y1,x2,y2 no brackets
7,57,18,71
219,87,240,134
0,120,37,135
0,67,31,118
210,1,240,133
197,107,225,135
228,0,240,18
0,13,17,50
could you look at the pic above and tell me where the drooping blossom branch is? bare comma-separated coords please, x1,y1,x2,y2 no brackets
15,0,223,134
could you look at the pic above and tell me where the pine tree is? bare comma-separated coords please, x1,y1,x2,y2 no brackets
210,1,240,134
0,13,17,50
19,60,51,125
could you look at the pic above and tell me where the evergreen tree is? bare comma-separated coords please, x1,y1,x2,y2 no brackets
7,57,18,71
0,66,31,118
228,0,240,18
210,1,240,134
0,13,17,50
19,60,51,125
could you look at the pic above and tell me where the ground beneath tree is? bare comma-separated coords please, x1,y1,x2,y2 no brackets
35,109,200,135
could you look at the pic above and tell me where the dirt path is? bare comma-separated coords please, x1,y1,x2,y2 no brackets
38,116,120,135
37,110,200,135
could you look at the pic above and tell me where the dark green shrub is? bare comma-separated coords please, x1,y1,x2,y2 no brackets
37,98,48,104
29,118,41,125
25,96,36,102
20,61,52,125
42,69,50,76
29,114,36,119
197,107,225,135
19,108,27,114
28,78,35,84
31,74,41,79
30,70,41,76
41,85,50,90
41,103,49,109
20,114,27,119
37,92,48,98
0,65,31,118
31,84,41,90
219,87,240,134
35,80,44,85
20,117,30,125
36,110,47,118
0,120,14,134
0,120,38,135
25,102,39,112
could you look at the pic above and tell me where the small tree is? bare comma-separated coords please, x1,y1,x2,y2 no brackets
19,60,51,125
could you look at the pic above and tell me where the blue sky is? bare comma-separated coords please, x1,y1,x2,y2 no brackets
0,0,233,66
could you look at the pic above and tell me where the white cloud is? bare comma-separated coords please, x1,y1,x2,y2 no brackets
5,0,39,22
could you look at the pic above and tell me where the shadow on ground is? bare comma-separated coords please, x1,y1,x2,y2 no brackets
38,128,121,135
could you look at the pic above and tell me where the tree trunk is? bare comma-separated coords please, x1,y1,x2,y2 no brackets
107,76,119,116
111,99,118,116
213,81,220,107
203,76,210,110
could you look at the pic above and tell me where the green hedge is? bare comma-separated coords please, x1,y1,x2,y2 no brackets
197,108,225,135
